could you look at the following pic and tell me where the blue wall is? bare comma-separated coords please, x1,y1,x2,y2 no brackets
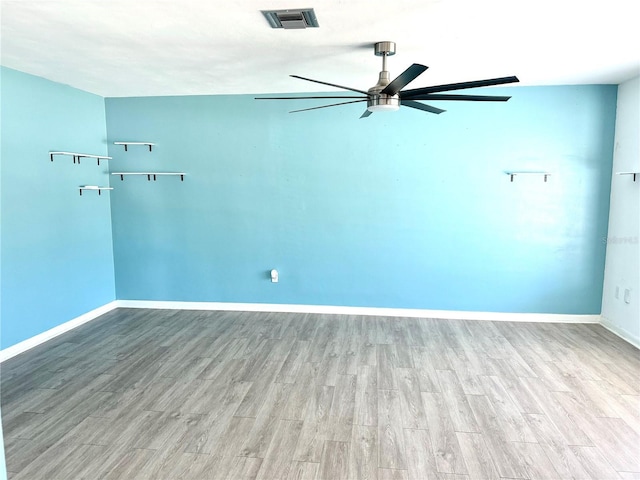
0,67,115,349
105,85,616,314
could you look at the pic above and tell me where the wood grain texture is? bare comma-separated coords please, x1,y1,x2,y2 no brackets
378,389,407,470
2,308,638,479
354,365,378,427
403,428,438,480
378,468,409,480
293,384,335,463
422,392,468,475
255,419,303,480
523,412,591,479
349,425,378,480
466,394,528,479
286,461,319,480
396,367,428,429
318,440,349,480
455,431,499,480
436,369,478,433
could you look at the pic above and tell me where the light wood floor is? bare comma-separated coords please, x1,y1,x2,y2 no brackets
2,309,639,479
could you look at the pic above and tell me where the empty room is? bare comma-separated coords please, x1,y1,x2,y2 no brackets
1,1,639,479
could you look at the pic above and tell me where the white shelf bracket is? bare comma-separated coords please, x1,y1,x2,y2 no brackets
50,151,112,165
111,172,185,182
506,172,551,183
114,142,155,152
616,172,639,182
78,186,114,196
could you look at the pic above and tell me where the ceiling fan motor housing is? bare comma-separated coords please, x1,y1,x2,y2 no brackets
367,64,400,112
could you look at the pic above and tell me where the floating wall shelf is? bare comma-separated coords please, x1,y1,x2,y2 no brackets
111,172,185,181
79,186,113,196
506,172,551,182
50,151,112,165
616,172,639,182
114,142,156,152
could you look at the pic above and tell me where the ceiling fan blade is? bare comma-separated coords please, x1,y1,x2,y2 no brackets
360,110,373,118
401,76,519,97
289,99,367,114
290,75,370,95
405,94,512,102
380,63,428,96
401,100,445,114
256,96,368,100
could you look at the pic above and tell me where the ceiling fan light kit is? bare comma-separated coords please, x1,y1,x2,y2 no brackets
256,41,519,118
367,99,400,112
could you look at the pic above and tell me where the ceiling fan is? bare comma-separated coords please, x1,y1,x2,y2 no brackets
255,41,519,118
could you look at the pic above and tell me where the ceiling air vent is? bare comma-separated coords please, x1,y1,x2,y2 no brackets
261,8,319,29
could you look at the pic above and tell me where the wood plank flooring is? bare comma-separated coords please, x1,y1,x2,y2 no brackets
2,309,639,479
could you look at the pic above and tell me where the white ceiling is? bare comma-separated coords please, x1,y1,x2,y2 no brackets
1,0,639,98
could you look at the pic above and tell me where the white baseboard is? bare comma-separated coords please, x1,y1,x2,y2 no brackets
599,315,640,349
114,300,600,324
0,301,119,363
0,300,603,363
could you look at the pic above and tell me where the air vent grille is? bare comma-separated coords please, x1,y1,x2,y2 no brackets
261,8,319,29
